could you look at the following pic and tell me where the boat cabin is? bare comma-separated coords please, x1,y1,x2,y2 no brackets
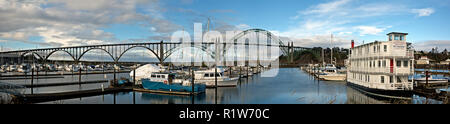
149,73,175,84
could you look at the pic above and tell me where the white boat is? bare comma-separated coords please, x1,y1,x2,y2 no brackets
414,75,448,84
347,32,414,97
0,65,5,73
17,64,30,73
318,64,346,81
130,64,165,85
7,65,17,72
194,68,238,87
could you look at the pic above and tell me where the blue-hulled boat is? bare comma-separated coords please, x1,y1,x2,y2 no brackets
141,72,206,93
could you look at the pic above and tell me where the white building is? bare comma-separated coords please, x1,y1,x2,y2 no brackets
347,32,415,96
416,56,434,65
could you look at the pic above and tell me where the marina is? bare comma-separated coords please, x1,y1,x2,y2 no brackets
1,67,448,104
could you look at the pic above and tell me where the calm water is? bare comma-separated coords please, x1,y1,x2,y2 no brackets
1,68,447,104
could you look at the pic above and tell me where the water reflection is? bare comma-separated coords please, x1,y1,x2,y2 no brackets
4,68,446,104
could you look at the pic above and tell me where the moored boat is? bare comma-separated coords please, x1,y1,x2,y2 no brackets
194,68,238,88
347,32,415,97
141,72,206,93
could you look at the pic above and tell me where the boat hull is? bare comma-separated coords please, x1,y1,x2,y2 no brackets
195,78,238,88
142,79,206,93
414,80,448,84
347,82,413,97
320,74,346,81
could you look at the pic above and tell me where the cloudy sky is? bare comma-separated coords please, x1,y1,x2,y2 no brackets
0,0,449,52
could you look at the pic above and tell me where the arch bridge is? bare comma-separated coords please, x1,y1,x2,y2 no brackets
0,29,309,65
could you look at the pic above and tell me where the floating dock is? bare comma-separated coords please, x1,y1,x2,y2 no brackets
15,87,134,103
14,86,204,104
23,80,109,88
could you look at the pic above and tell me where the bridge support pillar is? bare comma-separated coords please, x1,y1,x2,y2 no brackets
159,41,164,65
289,42,294,64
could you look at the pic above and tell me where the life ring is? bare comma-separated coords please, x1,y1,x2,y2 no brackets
164,80,168,84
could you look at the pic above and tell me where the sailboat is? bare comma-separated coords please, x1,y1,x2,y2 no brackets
319,34,346,81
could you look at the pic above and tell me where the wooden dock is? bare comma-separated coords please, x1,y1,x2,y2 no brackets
23,80,109,88
14,86,203,104
413,87,449,102
0,70,130,78
16,87,134,103
133,88,200,95
0,76,65,80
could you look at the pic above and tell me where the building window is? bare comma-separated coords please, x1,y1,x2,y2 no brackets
396,61,401,67
389,35,392,41
400,35,404,41
383,60,386,67
384,45,387,52
390,76,393,83
381,76,385,83
397,77,402,83
403,61,408,67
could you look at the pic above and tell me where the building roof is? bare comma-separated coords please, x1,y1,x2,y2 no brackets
387,32,408,35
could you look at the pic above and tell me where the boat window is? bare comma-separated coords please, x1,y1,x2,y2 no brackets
151,75,156,78
389,76,393,83
204,73,209,77
377,45,380,53
161,75,165,79
381,76,385,83
403,61,408,67
373,46,376,53
396,61,401,67
157,75,161,78
383,60,386,67
394,35,400,40
378,61,381,67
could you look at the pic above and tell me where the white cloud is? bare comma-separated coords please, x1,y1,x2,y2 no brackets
413,40,450,51
412,8,435,17
302,0,351,16
355,26,391,36
282,0,432,48
0,0,181,48
236,24,250,30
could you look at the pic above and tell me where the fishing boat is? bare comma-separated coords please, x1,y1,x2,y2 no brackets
141,72,206,93
318,64,346,81
194,68,239,88
347,32,415,97
130,64,165,85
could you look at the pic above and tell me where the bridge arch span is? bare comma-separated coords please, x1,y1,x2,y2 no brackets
77,48,115,62
45,50,76,61
162,44,215,62
20,51,44,61
116,46,160,62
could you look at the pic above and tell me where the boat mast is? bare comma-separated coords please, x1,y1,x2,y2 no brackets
330,34,333,65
